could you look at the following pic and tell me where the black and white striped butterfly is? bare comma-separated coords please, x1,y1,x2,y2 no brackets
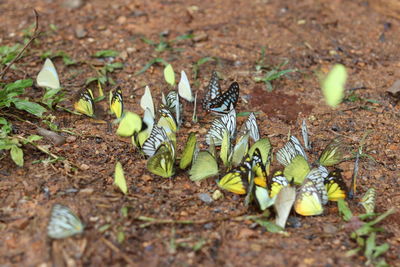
202,71,222,110
47,204,84,239
208,82,240,114
142,125,172,157
301,119,311,150
206,109,237,146
305,166,329,205
243,112,260,142
276,136,308,166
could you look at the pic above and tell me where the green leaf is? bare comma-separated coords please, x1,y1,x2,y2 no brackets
163,64,175,86
321,64,347,107
12,99,46,117
117,231,125,243
85,77,99,85
254,219,284,233
373,243,390,259
27,135,43,142
114,161,128,194
93,50,119,58
365,232,376,259
135,58,167,75
105,62,124,72
4,79,33,92
10,145,23,167
98,224,111,233
338,199,353,222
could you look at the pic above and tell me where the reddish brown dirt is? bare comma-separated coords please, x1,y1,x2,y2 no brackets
1,0,400,266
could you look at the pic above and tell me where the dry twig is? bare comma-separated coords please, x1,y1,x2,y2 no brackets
0,9,40,79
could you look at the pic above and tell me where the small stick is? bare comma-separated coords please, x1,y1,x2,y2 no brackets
135,211,264,228
0,10,40,79
100,237,136,266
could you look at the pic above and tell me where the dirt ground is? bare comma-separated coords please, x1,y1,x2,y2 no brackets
1,0,400,266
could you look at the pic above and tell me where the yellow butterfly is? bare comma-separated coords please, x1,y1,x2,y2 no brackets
283,155,310,185
179,133,197,170
360,188,376,214
218,167,248,195
146,142,175,178
324,169,347,201
294,180,323,216
189,151,219,181
74,89,95,117
318,137,344,167
109,87,124,118
269,171,289,198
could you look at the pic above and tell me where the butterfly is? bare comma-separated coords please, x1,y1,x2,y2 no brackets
142,125,172,157
189,150,219,181
178,70,194,102
161,91,182,127
305,166,329,205
301,119,311,150
247,138,273,175
208,82,240,114
132,108,154,148
294,179,324,216
109,87,124,118
217,167,248,195
243,112,260,142
360,188,376,214
202,71,222,110
324,168,348,201
179,132,197,170
140,86,155,118
37,58,60,90
206,108,237,146
321,64,347,107
269,171,289,198
283,154,310,185
276,135,308,167
116,111,142,137
218,149,266,195
114,161,127,194
47,204,84,239
74,89,95,117
157,107,178,133
147,142,175,178
318,137,344,167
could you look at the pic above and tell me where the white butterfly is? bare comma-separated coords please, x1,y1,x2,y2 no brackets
206,109,237,146
302,119,311,150
140,86,155,118
178,70,194,102
276,136,308,166
47,204,84,239
37,58,60,89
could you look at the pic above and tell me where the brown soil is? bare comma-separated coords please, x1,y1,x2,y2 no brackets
1,0,400,266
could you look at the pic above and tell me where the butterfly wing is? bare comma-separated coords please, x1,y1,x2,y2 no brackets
269,171,289,198
324,169,348,201
245,112,260,142
208,82,239,114
140,86,155,118
301,119,311,150
202,71,222,110
179,133,197,170
74,89,95,117
189,151,219,181
294,180,323,216
318,137,344,167
142,126,169,157
110,87,124,118
178,70,194,102
283,155,310,185
37,58,60,89
276,136,308,166
47,204,84,239
218,168,248,195
147,144,175,178
360,188,376,213
306,167,329,205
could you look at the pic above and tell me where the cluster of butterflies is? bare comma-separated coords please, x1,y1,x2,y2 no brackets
37,59,377,237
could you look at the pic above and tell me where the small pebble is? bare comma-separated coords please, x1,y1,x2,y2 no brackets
212,190,223,200
66,136,77,143
75,24,87,39
286,216,302,228
198,193,213,204
80,163,90,170
323,223,338,234
204,222,214,229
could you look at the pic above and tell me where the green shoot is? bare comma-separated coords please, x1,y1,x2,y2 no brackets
254,58,296,92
